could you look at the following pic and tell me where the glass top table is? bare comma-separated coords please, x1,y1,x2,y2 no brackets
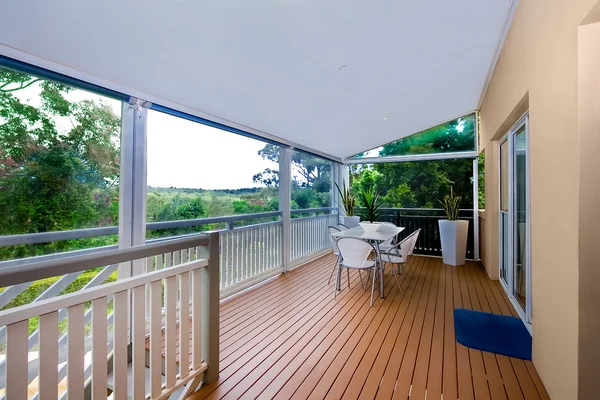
331,223,404,298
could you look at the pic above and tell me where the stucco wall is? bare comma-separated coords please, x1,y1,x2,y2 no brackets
479,0,599,398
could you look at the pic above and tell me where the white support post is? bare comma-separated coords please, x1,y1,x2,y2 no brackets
473,157,480,260
118,99,149,279
331,163,344,223
279,147,292,272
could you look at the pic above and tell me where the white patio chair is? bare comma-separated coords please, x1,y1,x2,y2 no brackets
378,221,399,252
380,229,421,296
336,237,379,306
327,226,348,285
337,223,349,231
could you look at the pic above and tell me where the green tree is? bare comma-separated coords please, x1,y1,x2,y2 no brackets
0,68,121,259
352,116,478,209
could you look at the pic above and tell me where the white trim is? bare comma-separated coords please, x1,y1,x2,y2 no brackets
279,148,292,272
0,43,342,164
524,114,532,324
0,259,208,327
344,151,479,165
473,158,480,260
477,0,520,108
498,111,532,329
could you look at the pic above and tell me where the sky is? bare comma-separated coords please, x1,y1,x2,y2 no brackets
13,84,279,190
146,110,278,190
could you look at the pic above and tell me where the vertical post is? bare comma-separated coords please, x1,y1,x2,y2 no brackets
279,147,292,272
473,157,480,260
118,99,149,278
473,111,480,261
199,232,220,383
339,165,350,224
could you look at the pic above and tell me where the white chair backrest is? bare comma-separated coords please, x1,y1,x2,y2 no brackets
408,229,421,255
379,222,397,246
337,238,374,269
394,235,413,260
328,226,341,255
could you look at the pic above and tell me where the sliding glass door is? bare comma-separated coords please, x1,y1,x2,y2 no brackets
499,113,531,325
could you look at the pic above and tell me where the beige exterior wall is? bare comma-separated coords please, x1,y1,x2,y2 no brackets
577,17,600,400
479,0,600,399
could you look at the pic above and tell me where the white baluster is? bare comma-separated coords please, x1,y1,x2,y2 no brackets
165,276,177,388
132,285,146,400
91,298,107,400
6,320,28,400
67,304,85,400
113,291,128,400
179,272,190,379
149,280,162,398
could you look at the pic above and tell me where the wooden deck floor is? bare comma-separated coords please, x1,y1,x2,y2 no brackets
189,253,550,400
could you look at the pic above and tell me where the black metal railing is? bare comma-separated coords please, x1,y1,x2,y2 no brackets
356,207,475,258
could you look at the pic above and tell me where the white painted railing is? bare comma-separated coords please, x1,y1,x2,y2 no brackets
219,221,283,296
290,211,338,263
0,234,220,400
1,260,207,400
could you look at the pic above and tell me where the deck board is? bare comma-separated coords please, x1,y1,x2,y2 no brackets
176,253,550,400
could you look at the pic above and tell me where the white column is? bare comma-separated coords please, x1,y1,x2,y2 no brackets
279,147,292,272
118,99,149,279
331,163,345,222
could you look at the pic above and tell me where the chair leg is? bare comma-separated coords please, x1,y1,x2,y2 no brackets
328,256,339,284
369,267,377,307
391,263,404,298
334,263,341,298
346,267,351,289
358,270,365,290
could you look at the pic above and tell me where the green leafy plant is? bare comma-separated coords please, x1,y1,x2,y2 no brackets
335,181,356,217
359,185,382,222
440,187,461,220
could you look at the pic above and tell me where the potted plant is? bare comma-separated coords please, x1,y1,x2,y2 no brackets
358,185,383,232
335,182,360,228
438,188,469,266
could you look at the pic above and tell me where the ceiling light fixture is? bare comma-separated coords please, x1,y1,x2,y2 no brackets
339,64,347,71
382,116,388,121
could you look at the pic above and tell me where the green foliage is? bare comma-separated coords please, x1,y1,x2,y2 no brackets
478,152,485,209
358,185,383,222
440,188,461,220
372,114,475,157
349,115,480,211
0,67,121,261
334,181,356,216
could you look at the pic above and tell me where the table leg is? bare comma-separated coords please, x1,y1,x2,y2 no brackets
375,243,384,298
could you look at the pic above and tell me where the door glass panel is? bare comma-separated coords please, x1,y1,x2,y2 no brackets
513,126,527,309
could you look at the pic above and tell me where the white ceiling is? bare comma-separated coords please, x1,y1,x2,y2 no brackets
0,0,514,159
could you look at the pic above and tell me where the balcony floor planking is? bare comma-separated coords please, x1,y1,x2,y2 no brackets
174,253,550,400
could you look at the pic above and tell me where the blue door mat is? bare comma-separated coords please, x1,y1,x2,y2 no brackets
454,308,532,360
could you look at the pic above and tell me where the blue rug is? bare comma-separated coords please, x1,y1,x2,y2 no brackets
454,308,532,360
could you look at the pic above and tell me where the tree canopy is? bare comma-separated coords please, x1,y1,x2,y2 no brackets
351,115,483,209
0,68,121,259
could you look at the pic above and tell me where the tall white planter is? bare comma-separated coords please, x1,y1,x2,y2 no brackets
439,219,469,266
342,215,360,228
